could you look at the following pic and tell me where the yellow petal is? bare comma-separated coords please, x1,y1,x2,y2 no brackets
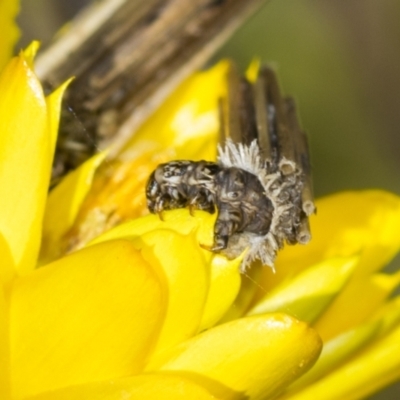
258,191,400,293
315,270,400,340
40,152,107,265
22,41,40,69
254,191,400,340
285,320,381,395
0,0,20,70
9,240,166,399
0,48,66,274
219,265,264,323
0,287,11,400
285,323,400,400
92,210,241,347
90,209,216,247
248,256,358,324
245,58,261,82
0,232,15,284
198,253,242,331
372,295,400,337
280,191,400,277
0,50,47,272
153,314,322,400
120,60,229,161
134,229,209,360
45,78,73,154
287,296,400,395
25,374,219,400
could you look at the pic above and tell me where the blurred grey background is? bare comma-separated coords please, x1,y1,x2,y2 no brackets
17,1,400,398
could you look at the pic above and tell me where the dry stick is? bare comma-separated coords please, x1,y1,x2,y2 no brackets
222,63,243,145
297,216,312,244
261,67,297,175
221,65,262,150
285,97,316,216
284,97,314,244
252,75,273,161
237,77,258,146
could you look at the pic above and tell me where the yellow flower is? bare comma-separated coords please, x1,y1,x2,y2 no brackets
0,46,322,399
2,6,400,400
41,60,400,398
